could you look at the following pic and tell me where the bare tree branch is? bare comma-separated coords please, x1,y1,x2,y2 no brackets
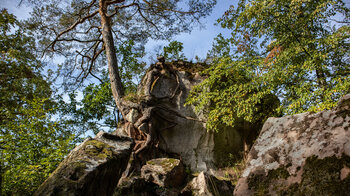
108,3,138,18
135,3,160,31
83,41,105,83
57,38,102,43
142,0,195,14
330,19,350,24
107,0,126,6
47,10,99,52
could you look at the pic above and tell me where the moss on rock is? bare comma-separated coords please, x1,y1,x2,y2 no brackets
246,155,350,196
84,140,115,160
247,167,290,196
281,155,350,196
69,161,87,181
146,158,179,172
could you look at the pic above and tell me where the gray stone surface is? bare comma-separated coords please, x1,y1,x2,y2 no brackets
126,108,140,124
35,132,134,196
142,67,245,171
141,158,185,188
234,94,350,195
132,62,262,172
139,67,217,171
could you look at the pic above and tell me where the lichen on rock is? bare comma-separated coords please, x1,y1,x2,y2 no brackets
234,94,350,196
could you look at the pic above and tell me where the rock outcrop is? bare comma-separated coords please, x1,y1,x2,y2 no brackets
136,61,216,171
117,60,260,172
234,94,350,195
35,132,134,196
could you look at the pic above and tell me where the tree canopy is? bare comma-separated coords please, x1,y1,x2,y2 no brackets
187,0,350,131
26,0,216,98
0,9,75,195
162,40,187,61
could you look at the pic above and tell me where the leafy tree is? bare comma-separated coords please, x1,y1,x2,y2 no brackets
1,98,74,195
188,0,350,133
0,9,51,124
26,0,217,116
162,40,187,61
0,9,75,195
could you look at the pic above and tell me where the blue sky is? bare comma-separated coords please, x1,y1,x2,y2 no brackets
1,0,233,61
145,0,233,61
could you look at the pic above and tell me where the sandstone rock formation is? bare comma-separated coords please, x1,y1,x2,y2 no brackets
35,132,134,196
234,94,350,195
116,60,260,172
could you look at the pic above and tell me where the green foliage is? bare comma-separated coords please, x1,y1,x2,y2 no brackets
0,8,51,133
0,9,51,118
220,0,350,114
116,40,146,94
187,57,279,131
59,78,117,135
1,98,74,195
0,9,75,195
188,0,350,131
162,41,187,61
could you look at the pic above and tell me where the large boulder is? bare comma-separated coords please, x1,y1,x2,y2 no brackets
141,158,186,188
234,94,350,195
35,132,134,196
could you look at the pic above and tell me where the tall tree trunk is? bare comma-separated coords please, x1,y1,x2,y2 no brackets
99,0,153,175
99,0,126,117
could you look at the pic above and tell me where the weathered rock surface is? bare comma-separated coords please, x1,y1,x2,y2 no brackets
35,132,134,196
181,172,234,196
135,61,254,171
141,158,186,188
234,94,350,195
142,63,216,171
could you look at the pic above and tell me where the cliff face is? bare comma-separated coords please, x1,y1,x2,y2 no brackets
234,94,350,195
116,60,256,172
146,68,216,171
